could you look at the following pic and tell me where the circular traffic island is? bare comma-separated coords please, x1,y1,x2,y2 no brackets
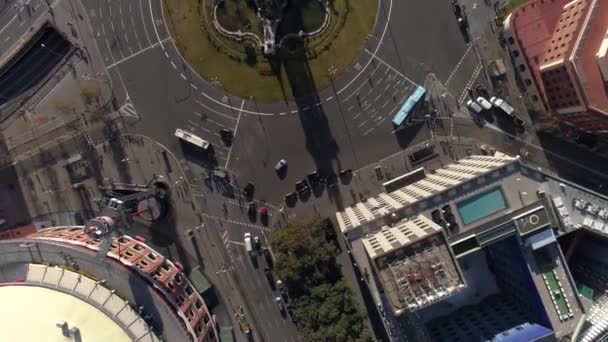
163,0,378,102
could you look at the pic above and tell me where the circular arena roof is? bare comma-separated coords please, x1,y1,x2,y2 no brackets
0,285,131,342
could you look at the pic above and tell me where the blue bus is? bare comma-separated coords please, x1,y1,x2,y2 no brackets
392,86,426,126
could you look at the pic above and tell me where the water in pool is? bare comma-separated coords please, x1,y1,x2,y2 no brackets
457,188,507,225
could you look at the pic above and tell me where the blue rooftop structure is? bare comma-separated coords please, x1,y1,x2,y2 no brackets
491,323,553,342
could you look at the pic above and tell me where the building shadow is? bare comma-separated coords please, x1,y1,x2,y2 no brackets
535,130,608,194
145,197,195,274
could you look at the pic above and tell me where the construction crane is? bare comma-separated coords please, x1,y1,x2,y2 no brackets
83,181,168,258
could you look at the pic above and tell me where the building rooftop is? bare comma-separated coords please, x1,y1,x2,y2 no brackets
336,153,517,234
0,284,132,342
361,215,442,259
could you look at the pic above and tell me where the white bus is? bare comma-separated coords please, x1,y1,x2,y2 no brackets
174,128,210,150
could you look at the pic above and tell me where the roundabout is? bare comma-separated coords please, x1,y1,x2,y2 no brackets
163,0,379,101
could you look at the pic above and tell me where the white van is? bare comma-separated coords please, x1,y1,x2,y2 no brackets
244,233,253,253
466,99,483,114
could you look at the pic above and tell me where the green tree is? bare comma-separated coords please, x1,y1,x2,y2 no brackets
269,219,372,342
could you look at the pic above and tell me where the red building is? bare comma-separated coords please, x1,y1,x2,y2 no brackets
504,0,608,133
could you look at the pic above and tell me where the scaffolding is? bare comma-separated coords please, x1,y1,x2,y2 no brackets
388,241,460,311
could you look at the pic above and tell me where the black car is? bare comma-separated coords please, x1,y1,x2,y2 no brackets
475,84,489,98
322,218,337,241
264,267,276,289
244,182,255,196
307,171,323,186
284,192,297,203
295,179,309,192
263,247,274,268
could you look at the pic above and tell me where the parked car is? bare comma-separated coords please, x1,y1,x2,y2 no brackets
466,99,483,114
264,267,275,288
475,84,489,98
263,247,273,268
284,192,297,203
295,179,309,192
476,96,492,110
490,96,514,116
253,236,261,251
275,296,285,313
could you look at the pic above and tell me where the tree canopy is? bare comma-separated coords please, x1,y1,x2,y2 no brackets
269,219,372,342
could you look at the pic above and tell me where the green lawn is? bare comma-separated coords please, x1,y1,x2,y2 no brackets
163,0,378,102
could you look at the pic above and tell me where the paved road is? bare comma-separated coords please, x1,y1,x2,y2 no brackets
0,0,49,58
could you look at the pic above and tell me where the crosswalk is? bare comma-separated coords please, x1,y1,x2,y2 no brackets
119,98,139,118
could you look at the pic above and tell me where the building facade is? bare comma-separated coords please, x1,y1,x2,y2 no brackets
503,0,608,133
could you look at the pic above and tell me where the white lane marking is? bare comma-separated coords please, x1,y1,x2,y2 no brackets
335,0,393,95
127,2,142,49
363,127,374,136
225,99,246,169
138,0,152,45
0,1,29,35
343,62,383,102
325,96,333,101
353,112,362,119
180,73,187,80
188,119,210,133
445,42,474,87
364,49,417,86
458,64,482,104
194,99,237,121
105,37,170,69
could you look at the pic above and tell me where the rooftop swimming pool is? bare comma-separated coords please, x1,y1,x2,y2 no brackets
457,187,507,225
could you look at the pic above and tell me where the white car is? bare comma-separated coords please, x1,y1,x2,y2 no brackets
490,96,515,116
466,99,483,114
476,96,492,110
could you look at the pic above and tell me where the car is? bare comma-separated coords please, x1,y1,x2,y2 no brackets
307,171,322,185
322,218,337,241
220,128,233,138
490,96,515,116
264,267,275,287
466,99,483,114
262,247,273,268
295,179,309,192
475,84,489,98
275,296,285,312
248,202,257,215
260,206,268,217
276,279,284,291
253,236,261,250
476,96,492,110
339,168,352,177
243,182,255,196
275,159,287,172
513,115,525,127
284,192,297,203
